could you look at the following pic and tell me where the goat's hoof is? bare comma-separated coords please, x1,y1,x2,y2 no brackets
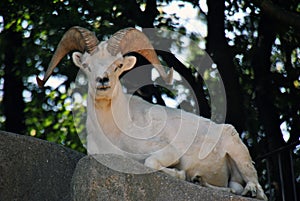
228,181,243,195
242,182,268,200
256,186,268,201
177,170,186,180
230,188,236,194
242,182,257,197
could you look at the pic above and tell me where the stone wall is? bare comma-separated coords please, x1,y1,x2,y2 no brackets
0,131,84,201
0,131,260,201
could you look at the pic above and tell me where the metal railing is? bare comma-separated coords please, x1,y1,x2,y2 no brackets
255,141,300,201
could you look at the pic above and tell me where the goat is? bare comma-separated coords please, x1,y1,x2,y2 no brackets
37,26,267,200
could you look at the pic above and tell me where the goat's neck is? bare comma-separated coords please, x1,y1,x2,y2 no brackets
89,83,131,134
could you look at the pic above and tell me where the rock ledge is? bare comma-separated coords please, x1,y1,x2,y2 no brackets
72,154,259,201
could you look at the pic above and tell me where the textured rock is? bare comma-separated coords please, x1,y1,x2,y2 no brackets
0,131,85,201
72,154,260,201
0,130,260,201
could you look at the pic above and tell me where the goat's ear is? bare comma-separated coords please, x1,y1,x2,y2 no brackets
72,52,83,68
121,56,136,72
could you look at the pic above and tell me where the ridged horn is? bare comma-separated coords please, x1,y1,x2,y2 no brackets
36,26,99,87
107,28,173,84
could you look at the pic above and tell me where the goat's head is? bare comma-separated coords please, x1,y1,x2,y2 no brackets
72,43,137,100
36,26,173,100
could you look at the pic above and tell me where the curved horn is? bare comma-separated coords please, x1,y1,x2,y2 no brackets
107,28,173,84
36,26,99,87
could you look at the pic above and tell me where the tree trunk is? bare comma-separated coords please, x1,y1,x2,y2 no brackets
206,0,245,132
3,30,26,134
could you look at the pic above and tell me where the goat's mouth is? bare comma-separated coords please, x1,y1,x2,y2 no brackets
96,86,111,91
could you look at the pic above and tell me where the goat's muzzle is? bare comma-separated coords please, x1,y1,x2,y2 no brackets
96,76,111,91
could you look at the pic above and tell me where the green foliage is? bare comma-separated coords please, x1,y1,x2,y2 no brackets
24,85,86,153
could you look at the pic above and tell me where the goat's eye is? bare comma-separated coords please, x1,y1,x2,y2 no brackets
114,64,123,72
82,63,91,72
82,63,88,68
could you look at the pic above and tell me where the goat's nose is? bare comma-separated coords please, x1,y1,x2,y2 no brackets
96,76,109,85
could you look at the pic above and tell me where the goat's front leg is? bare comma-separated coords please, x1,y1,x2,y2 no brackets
144,148,186,180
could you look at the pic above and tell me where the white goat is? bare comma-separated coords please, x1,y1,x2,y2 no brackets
37,26,267,200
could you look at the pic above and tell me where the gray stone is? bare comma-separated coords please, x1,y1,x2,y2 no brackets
0,130,261,201
0,131,85,201
71,154,260,201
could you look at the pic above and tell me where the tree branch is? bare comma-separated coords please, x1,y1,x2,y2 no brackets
252,0,300,31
